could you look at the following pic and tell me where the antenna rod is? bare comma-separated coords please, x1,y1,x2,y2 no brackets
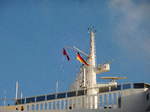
21,91,23,99
15,81,19,100
65,46,89,57
3,90,7,106
55,80,59,93
4,96,6,106
73,46,89,57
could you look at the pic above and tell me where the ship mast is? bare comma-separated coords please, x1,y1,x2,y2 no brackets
85,27,98,109
86,28,97,95
89,29,96,67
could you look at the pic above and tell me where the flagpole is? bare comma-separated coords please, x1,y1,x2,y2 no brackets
15,81,19,100
55,80,59,93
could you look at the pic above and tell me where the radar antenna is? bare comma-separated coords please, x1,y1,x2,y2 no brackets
100,77,127,82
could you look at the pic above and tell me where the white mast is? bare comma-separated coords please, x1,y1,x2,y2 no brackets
86,28,97,94
85,28,98,109
55,80,59,93
3,90,7,106
15,80,19,100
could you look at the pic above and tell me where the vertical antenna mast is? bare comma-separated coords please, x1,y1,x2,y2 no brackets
21,91,23,99
89,27,96,67
86,26,97,93
3,90,7,106
55,80,59,93
86,26,98,109
15,81,19,100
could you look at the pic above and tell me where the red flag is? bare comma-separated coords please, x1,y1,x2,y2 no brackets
63,48,70,61
76,52,89,66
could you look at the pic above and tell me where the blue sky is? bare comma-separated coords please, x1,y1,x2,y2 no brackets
0,0,150,103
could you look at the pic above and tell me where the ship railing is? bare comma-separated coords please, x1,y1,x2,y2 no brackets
15,89,87,105
98,82,150,93
2,83,149,106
